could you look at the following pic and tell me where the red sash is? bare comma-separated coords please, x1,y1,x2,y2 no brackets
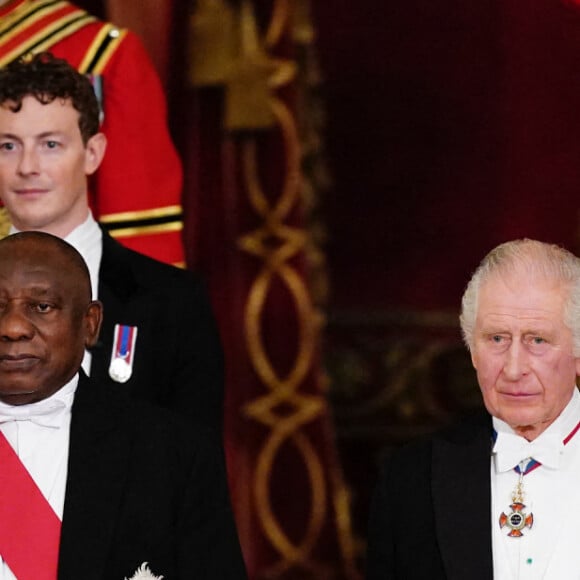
0,431,61,579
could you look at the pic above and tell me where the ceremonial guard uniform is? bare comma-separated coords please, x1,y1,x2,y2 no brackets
0,0,185,265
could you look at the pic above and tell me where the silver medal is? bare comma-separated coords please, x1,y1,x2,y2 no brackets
108,357,132,383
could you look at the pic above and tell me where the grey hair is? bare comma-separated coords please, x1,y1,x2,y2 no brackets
460,239,580,355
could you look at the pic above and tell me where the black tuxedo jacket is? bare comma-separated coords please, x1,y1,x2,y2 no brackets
365,411,494,580
89,231,224,434
57,373,246,579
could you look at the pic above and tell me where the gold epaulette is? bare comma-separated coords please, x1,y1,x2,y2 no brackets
78,22,127,75
0,0,97,67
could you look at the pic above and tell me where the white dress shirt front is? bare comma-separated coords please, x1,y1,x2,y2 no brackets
491,388,580,579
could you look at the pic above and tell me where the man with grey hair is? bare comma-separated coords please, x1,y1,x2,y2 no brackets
365,238,580,579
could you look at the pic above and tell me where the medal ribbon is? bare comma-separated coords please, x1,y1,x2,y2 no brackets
115,324,136,362
109,324,138,383
0,431,61,578
515,458,541,476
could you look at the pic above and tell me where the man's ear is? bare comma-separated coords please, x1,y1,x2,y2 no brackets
84,132,107,176
84,300,103,348
471,349,478,370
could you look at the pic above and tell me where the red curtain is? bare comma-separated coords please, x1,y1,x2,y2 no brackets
315,0,580,312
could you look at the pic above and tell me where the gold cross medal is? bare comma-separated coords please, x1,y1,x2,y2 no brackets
499,501,534,537
499,460,534,537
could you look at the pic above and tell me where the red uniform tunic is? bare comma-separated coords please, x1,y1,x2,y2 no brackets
0,0,185,266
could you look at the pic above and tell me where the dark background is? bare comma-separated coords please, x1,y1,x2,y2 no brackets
76,0,580,568
314,0,580,555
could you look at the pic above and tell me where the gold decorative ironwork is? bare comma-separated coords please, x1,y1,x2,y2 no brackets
240,94,329,575
187,0,357,573
236,2,359,577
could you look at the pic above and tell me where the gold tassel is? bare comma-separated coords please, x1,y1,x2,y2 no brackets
0,207,11,240
223,0,278,131
292,0,315,45
187,0,238,87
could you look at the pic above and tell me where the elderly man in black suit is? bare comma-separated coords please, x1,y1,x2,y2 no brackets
0,231,246,579
366,239,580,579
0,52,223,438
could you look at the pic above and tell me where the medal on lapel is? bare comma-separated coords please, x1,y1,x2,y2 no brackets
108,324,138,383
499,460,534,537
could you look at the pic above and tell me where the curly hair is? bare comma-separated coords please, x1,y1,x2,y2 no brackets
0,52,100,143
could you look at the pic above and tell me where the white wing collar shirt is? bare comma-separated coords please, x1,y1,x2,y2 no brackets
491,387,580,579
0,375,77,579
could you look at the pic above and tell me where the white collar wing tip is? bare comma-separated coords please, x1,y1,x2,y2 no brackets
124,562,164,580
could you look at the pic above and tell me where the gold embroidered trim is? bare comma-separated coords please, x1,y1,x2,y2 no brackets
0,1,96,67
77,22,113,73
0,0,66,36
78,23,127,75
105,222,183,239
98,205,183,224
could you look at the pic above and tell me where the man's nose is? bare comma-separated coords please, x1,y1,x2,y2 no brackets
0,305,34,341
16,147,40,176
503,341,529,380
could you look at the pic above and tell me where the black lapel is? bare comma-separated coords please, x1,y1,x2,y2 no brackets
432,412,494,580
97,230,138,303
89,231,138,383
57,373,133,579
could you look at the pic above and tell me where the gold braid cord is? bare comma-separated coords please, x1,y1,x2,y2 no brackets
235,1,360,577
0,207,10,239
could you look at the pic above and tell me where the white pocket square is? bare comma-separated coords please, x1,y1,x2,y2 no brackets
125,562,164,580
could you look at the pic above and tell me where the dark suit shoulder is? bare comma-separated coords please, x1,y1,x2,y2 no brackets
388,409,492,463
101,231,205,293
63,375,246,579
95,231,224,433
73,374,213,451
436,408,492,443
366,410,493,580
374,411,492,492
